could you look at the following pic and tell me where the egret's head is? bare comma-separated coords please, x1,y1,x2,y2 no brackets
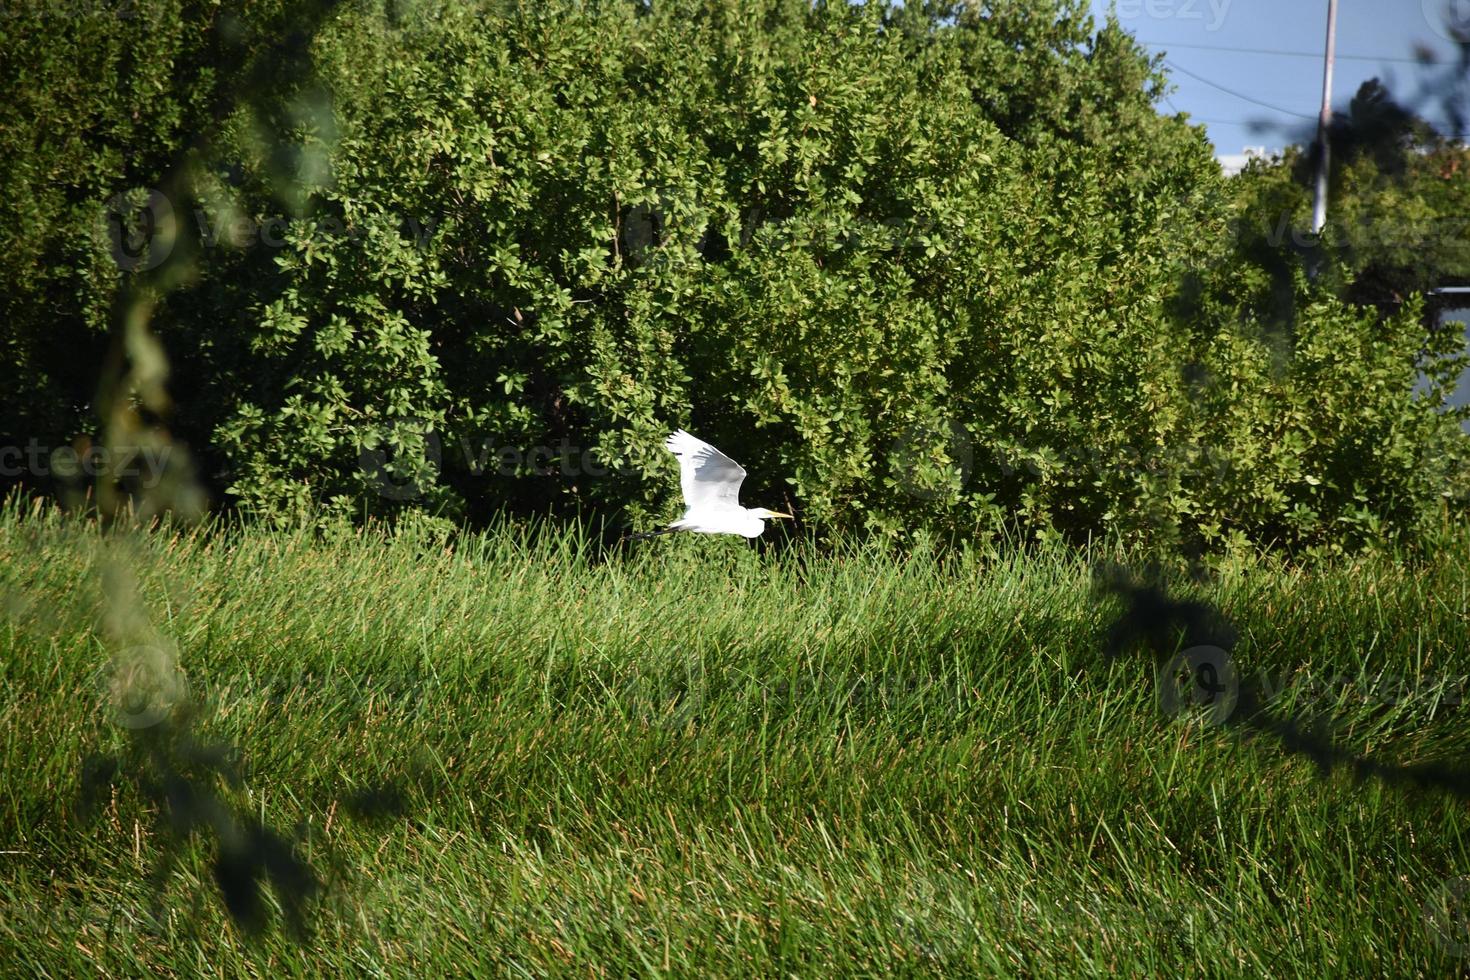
751,508,793,520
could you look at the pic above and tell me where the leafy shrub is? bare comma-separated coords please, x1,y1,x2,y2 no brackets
0,0,301,449
2,0,1464,554
180,0,1227,542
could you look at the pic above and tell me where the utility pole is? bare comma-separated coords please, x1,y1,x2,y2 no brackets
1310,0,1338,236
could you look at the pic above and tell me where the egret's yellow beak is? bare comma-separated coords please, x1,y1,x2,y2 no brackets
767,511,793,519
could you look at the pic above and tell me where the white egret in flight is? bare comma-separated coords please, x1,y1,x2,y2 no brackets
638,430,792,539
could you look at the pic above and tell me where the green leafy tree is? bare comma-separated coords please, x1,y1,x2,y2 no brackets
186,0,1229,546
2,0,1463,554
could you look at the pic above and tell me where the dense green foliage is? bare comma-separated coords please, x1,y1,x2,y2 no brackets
0,0,297,444
2,0,1465,554
3,506,1470,972
1211,80,1470,330
1168,79,1470,554
192,0,1230,546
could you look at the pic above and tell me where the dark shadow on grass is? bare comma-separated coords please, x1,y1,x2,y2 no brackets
1096,564,1470,802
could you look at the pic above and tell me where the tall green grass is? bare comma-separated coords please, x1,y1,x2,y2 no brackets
2,501,1468,975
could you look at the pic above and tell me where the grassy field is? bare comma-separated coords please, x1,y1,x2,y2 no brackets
2,500,1470,976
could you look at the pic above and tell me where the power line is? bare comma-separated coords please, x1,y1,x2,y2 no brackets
1138,38,1427,65
1172,114,1263,127
1160,99,1253,126
1162,59,1318,120
1173,113,1278,126
1161,93,1267,126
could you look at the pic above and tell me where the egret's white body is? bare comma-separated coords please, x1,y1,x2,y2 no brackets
658,430,791,538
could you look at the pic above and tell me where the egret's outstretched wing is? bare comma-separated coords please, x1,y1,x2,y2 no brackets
665,430,746,510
